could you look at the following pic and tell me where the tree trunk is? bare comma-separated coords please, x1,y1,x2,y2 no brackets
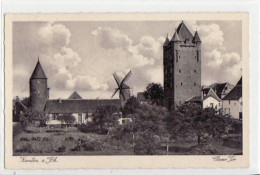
198,136,201,145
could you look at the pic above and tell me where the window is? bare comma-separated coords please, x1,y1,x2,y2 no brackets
176,51,178,63
196,50,199,62
181,82,183,86
194,82,196,86
194,70,196,73
210,103,214,108
179,69,181,73
179,101,182,105
229,100,231,105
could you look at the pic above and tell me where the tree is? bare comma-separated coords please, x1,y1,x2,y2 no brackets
57,113,75,126
122,96,140,115
19,108,48,129
92,105,120,134
116,103,168,155
143,83,164,106
166,103,231,145
21,97,30,107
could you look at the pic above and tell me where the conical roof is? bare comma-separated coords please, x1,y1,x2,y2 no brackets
163,36,170,46
193,31,201,43
30,60,47,79
176,21,193,41
68,91,82,99
170,31,181,42
236,77,242,86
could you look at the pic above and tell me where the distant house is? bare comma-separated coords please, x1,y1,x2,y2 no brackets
13,99,27,122
202,88,221,111
44,98,121,125
222,77,242,119
202,82,234,99
137,92,148,104
185,96,202,105
68,91,82,99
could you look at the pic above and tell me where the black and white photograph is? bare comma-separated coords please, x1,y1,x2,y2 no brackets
11,18,244,156
3,13,251,169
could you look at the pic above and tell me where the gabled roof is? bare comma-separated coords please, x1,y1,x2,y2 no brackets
187,96,202,102
236,77,242,86
163,36,170,46
204,88,221,102
176,21,193,42
192,31,201,43
223,77,242,101
44,99,121,114
68,91,82,99
208,83,228,98
30,60,47,79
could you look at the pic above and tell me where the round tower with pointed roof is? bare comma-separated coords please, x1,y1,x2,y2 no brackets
29,58,48,111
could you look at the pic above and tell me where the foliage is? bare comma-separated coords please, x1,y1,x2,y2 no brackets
143,83,164,106
114,103,168,155
92,105,120,133
57,113,75,124
122,96,140,115
19,108,48,128
21,97,31,107
166,103,231,145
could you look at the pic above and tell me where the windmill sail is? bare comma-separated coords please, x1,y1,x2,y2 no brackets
111,70,132,105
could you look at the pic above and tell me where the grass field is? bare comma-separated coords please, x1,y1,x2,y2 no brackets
13,125,242,156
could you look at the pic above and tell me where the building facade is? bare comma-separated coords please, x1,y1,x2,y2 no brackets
202,88,221,111
163,21,201,110
28,60,121,125
222,77,242,119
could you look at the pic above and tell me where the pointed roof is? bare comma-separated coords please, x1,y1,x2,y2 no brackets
176,21,193,42
236,77,242,86
192,31,201,43
68,91,82,99
204,88,221,102
163,35,170,46
223,77,242,101
30,60,47,79
170,30,181,42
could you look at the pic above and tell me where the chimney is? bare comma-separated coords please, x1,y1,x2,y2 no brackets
47,88,50,99
58,98,62,103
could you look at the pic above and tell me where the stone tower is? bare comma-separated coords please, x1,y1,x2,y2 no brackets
29,59,49,111
163,21,201,110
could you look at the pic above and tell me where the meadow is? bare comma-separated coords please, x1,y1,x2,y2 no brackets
13,123,242,156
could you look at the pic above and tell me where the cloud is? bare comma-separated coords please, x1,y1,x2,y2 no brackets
91,27,165,93
182,21,242,85
91,27,132,49
38,22,71,49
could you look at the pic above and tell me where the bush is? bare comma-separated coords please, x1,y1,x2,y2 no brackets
31,137,41,141
65,136,74,141
15,143,34,153
78,123,99,133
57,146,66,152
71,139,103,152
20,137,30,141
13,122,24,138
42,137,51,141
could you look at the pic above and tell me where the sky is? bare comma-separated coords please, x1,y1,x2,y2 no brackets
13,20,242,99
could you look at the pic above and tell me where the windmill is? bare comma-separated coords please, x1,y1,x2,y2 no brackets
111,70,132,105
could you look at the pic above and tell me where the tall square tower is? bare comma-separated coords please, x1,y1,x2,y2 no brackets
163,21,201,110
